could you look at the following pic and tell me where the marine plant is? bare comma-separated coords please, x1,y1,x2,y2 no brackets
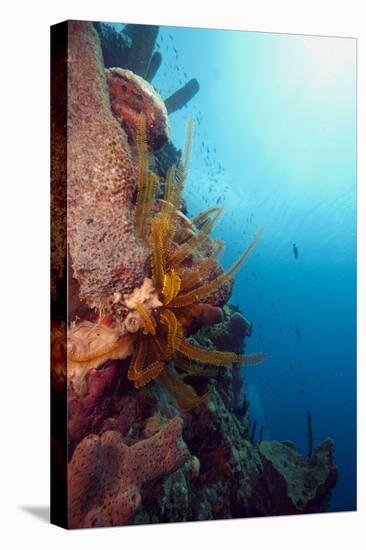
124,113,266,411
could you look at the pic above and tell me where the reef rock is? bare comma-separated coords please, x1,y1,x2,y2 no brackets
258,438,338,514
134,373,338,523
132,309,338,523
211,307,253,410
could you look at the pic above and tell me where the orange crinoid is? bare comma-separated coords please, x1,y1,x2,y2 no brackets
125,114,266,411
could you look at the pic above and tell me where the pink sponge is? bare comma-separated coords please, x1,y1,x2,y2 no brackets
68,416,190,528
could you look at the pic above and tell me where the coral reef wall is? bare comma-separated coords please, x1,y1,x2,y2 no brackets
51,21,339,529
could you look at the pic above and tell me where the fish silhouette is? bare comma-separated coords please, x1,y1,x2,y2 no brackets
293,243,299,259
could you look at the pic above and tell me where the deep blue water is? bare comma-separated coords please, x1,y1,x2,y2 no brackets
113,23,357,512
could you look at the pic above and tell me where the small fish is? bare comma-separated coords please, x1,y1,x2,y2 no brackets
293,243,299,259
295,323,302,340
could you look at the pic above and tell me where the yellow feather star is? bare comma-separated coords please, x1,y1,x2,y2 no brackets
128,116,266,411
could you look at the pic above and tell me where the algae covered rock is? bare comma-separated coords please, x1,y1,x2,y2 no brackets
258,438,338,514
128,309,339,524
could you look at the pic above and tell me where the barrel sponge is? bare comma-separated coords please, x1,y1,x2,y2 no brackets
106,67,169,151
67,21,149,312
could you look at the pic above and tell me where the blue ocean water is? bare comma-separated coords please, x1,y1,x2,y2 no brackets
115,23,357,512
